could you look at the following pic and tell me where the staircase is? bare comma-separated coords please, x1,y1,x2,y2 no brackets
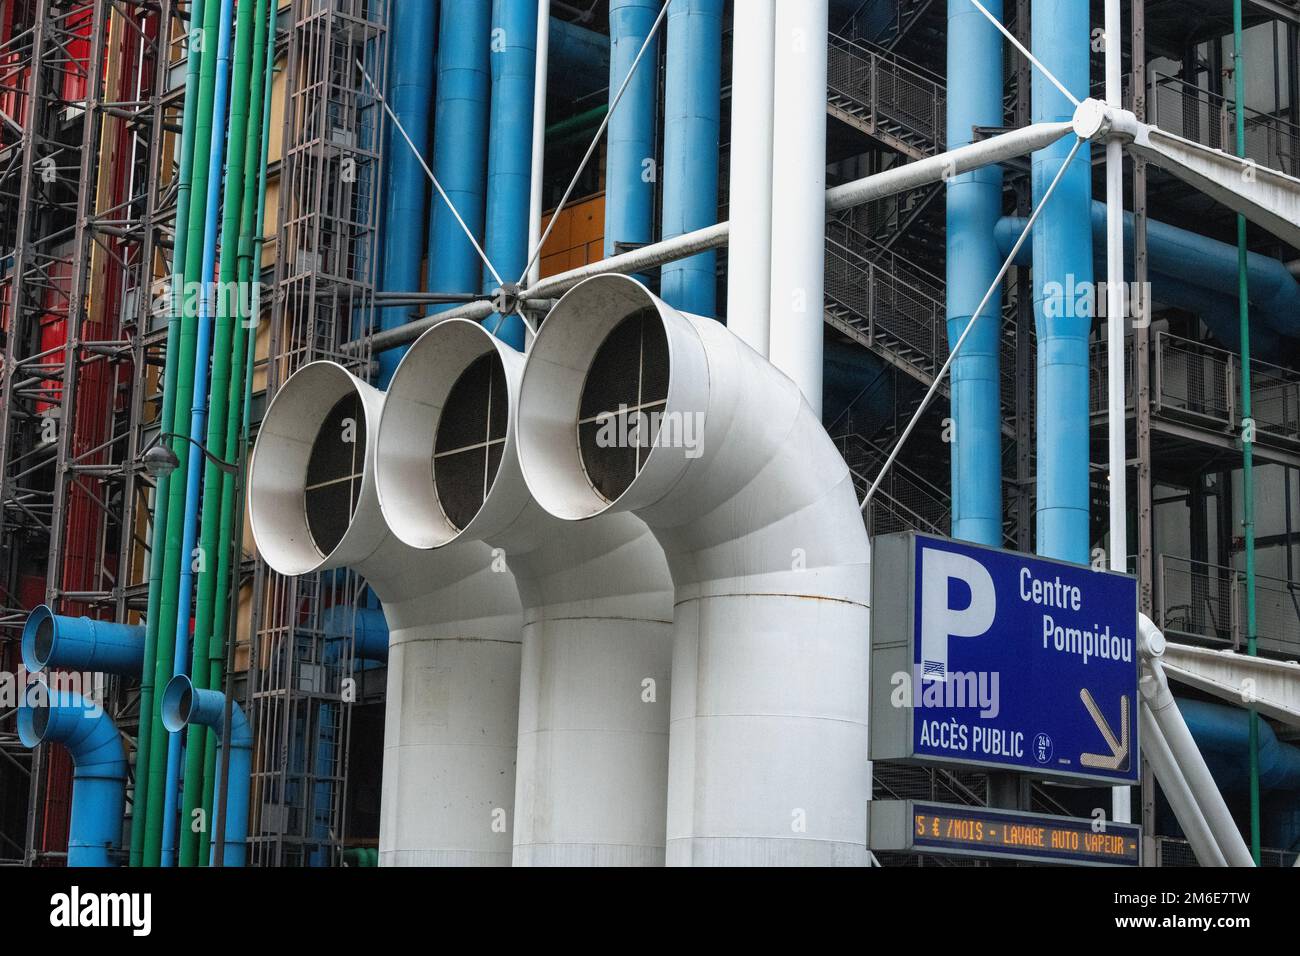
826,32,946,161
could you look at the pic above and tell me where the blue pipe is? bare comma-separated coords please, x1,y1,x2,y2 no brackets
548,17,611,97
21,606,144,676
377,1,437,385
322,606,390,663
18,689,127,866
427,0,491,319
944,0,1004,547
162,675,251,867
659,0,722,317
482,0,537,350
161,0,235,867
1031,0,1093,563
604,1,659,272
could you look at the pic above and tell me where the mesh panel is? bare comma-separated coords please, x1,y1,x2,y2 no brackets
305,393,366,556
434,353,508,531
578,308,669,502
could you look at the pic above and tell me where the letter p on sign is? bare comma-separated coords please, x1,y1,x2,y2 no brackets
920,547,995,683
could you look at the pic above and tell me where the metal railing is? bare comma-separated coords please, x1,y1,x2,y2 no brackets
1150,72,1300,178
836,430,951,537
827,32,945,156
1157,553,1300,657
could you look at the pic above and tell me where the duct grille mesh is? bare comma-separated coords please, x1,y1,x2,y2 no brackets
434,353,508,531
304,393,367,557
33,616,53,664
578,307,669,502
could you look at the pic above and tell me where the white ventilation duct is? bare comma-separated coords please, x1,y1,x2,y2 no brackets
515,274,871,865
248,361,523,866
373,319,675,866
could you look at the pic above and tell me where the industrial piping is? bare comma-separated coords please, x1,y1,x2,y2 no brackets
161,675,251,866
18,688,128,867
1031,0,1094,563
660,0,723,317
516,274,871,865
248,362,523,865
374,318,675,865
945,0,1004,546
604,1,659,273
22,605,143,675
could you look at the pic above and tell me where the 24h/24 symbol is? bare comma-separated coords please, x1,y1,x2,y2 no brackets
1033,733,1053,764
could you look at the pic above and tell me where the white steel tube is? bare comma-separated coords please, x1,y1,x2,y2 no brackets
374,320,675,865
1138,701,1227,866
526,0,551,288
1105,0,1132,825
724,0,775,355
515,275,871,866
248,363,523,866
767,0,828,416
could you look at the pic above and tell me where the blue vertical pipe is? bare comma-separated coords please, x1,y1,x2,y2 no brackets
1032,0,1093,562
427,0,492,314
19,690,127,867
945,0,1004,546
162,676,251,867
161,0,235,867
604,1,659,272
660,0,722,317
377,2,437,385
482,0,537,349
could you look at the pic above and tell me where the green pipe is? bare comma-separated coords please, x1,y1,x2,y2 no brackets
546,103,608,147
180,0,260,868
197,0,273,866
1232,0,1262,865
143,0,224,867
133,0,207,868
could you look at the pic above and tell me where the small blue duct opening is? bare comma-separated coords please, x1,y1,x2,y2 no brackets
659,0,722,317
162,675,252,867
604,0,660,272
1178,697,1300,849
994,204,1295,353
482,0,537,350
377,1,437,385
427,0,492,319
19,688,127,867
944,0,1004,547
1031,0,1093,564
21,605,144,676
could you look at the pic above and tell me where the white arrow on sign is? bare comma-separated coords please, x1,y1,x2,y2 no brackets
1079,688,1130,772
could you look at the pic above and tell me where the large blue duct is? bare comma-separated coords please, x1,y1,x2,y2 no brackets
1031,0,1093,563
1179,697,1300,794
19,689,127,866
162,675,252,866
944,0,1004,547
377,1,437,385
482,0,537,350
21,606,144,675
604,1,659,271
322,606,390,664
427,1,491,319
548,16,611,97
659,0,722,317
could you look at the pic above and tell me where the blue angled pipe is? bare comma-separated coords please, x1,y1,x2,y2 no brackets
482,0,537,350
944,0,1004,547
19,688,127,866
378,1,438,385
322,606,390,663
660,0,722,317
162,0,235,867
548,16,611,97
604,1,660,273
427,0,491,321
1031,0,1093,563
22,605,144,676
162,675,251,867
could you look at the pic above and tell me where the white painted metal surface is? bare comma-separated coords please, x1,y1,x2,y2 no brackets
515,274,872,866
374,320,675,865
248,362,523,866
1161,642,1300,728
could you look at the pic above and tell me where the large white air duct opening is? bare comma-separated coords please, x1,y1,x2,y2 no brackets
374,320,675,866
515,274,871,866
248,362,523,866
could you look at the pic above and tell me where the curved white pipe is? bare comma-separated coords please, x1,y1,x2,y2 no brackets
515,274,871,866
248,362,523,866
374,319,675,865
